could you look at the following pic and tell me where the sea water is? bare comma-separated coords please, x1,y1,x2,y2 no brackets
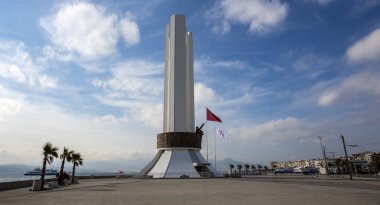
0,172,56,183
0,171,116,183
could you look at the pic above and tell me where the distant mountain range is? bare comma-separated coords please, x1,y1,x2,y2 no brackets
0,164,36,174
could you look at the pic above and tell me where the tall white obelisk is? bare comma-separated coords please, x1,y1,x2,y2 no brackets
135,15,221,179
163,15,194,133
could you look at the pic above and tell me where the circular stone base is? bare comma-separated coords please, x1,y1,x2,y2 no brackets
157,132,202,149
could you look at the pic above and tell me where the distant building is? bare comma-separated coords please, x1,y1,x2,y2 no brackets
270,151,374,174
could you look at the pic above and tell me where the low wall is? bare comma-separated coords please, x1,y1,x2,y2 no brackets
0,175,127,192
0,178,57,192
77,175,115,180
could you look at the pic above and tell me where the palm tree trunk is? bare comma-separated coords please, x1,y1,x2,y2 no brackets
71,164,76,184
59,157,65,185
40,157,47,190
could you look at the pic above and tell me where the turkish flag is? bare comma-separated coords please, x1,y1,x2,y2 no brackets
206,108,222,123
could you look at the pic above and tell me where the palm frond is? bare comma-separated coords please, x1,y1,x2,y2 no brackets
48,156,54,164
52,152,59,158
60,147,69,159
71,152,84,167
42,142,59,164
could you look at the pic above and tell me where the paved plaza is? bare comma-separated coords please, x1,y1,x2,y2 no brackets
0,176,379,205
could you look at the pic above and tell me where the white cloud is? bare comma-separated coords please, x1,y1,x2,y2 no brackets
232,117,316,141
195,57,251,72
94,114,129,124
0,98,22,121
136,103,163,129
91,59,164,129
92,59,164,96
0,85,25,122
194,83,220,107
293,53,332,72
220,92,253,107
347,28,380,63
92,56,257,130
0,64,26,83
40,2,140,61
119,14,140,47
291,52,334,80
290,80,331,109
95,95,163,129
194,82,253,109
318,71,380,106
0,40,57,88
0,87,156,165
207,0,288,34
318,91,337,106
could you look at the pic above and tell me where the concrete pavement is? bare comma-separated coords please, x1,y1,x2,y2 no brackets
0,176,379,205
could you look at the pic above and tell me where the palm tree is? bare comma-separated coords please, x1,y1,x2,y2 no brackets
370,152,380,173
40,142,59,190
340,159,348,174
58,147,74,185
68,153,83,183
257,165,263,175
229,164,235,175
251,164,256,175
237,165,242,174
335,158,342,174
244,164,250,175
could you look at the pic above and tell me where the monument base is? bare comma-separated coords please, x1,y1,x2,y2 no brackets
134,132,222,178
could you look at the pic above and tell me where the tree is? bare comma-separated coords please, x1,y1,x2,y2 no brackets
58,147,74,185
244,164,250,174
335,158,342,174
251,164,256,175
340,159,348,174
237,165,242,174
68,153,83,183
270,161,277,170
355,163,362,174
257,165,263,175
229,164,235,175
40,142,59,190
370,152,380,173
263,166,269,175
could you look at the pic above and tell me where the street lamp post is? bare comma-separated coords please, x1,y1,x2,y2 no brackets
341,135,352,180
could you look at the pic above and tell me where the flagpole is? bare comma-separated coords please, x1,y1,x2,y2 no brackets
214,126,217,170
206,120,208,162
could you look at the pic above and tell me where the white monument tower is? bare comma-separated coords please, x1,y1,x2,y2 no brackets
135,15,221,178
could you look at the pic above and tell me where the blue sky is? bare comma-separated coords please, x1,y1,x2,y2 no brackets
1,0,380,170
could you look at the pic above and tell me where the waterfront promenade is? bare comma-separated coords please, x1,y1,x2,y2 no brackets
0,176,379,205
